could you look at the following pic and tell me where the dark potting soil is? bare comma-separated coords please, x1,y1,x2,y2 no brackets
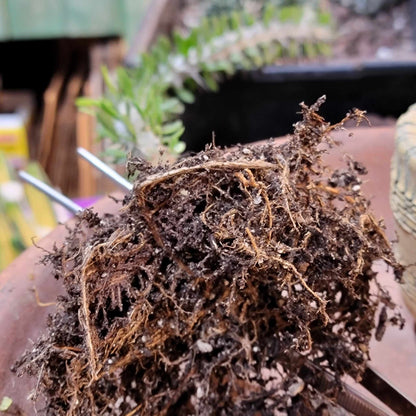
14,98,403,415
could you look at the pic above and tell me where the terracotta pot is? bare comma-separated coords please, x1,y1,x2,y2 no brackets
0,195,120,414
1,129,415,413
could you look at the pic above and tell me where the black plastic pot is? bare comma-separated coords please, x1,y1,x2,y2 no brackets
181,61,416,151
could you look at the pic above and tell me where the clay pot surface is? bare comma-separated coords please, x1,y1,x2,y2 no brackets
0,195,120,413
0,128,415,412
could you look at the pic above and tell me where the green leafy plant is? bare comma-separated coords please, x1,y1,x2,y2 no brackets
77,3,332,164
198,0,320,18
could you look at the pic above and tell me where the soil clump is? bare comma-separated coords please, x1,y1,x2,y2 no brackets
15,98,403,415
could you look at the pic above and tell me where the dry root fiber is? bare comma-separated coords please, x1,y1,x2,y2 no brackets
16,98,403,415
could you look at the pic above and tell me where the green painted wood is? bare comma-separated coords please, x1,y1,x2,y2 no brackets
0,0,151,42
0,0,10,39
122,0,152,44
7,0,65,39
63,0,124,37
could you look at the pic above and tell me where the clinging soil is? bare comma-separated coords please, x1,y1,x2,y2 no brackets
15,97,404,415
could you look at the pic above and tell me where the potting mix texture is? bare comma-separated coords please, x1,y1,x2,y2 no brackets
15,98,404,415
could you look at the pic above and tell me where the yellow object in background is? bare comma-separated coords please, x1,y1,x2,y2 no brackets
0,152,57,270
0,91,57,270
0,214,19,271
0,113,29,166
24,162,57,230
0,151,28,268
0,90,33,168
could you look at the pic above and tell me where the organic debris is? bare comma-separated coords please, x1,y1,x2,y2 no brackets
15,98,404,415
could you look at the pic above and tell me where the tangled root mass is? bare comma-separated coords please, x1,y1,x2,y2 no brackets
15,98,404,415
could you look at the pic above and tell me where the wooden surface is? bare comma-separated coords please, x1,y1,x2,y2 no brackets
0,126,415,412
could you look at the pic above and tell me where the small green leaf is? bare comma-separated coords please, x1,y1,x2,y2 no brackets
271,41,284,59
238,55,253,71
152,35,171,61
200,17,212,41
230,51,244,64
242,11,255,26
219,14,230,32
117,68,133,98
162,126,185,146
160,98,185,115
220,60,235,76
156,35,171,52
261,42,281,64
75,97,102,108
101,66,117,94
11,234,25,253
122,115,139,139
96,112,119,141
288,40,300,58
173,30,188,56
0,396,13,411
245,46,263,67
202,72,219,92
161,120,184,135
141,52,157,77
316,42,332,57
173,141,186,154
278,6,303,23
77,107,97,116
132,100,145,118
102,148,127,164
211,16,224,36
202,60,234,74
100,100,121,119
230,11,241,30
175,88,195,104
263,3,276,26
318,11,331,26
303,42,317,59
187,28,199,51
99,128,119,143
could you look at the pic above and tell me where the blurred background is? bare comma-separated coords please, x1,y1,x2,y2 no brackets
1,0,416,269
